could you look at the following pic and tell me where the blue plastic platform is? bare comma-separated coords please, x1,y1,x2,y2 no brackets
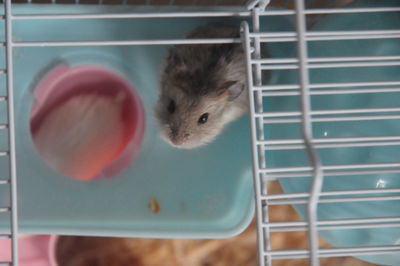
0,4,292,238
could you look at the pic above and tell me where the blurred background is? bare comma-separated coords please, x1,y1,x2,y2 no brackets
55,182,376,266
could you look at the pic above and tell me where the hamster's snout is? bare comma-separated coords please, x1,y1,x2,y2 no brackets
169,126,190,146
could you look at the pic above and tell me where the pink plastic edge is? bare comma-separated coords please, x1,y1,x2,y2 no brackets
31,64,70,119
30,64,146,180
0,234,58,265
48,235,58,266
101,84,146,178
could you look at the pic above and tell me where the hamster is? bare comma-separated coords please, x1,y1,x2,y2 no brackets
155,23,250,149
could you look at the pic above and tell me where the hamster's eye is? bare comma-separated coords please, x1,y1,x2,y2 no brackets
198,113,209,124
168,100,176,114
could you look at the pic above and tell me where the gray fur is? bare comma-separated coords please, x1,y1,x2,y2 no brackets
155,23,252,149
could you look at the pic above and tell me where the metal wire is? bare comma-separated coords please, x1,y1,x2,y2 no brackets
12,38,241,47
255,81,400,92
268,195,400,205
263,162,400,174
4,0,19,264
264,168,400,179
259,107,400,117
305,6,400,14
246,0,270,10
12,11,254,19
8,6,400,20
264,187,400,199
266,245,400,260
252,30,400,42
241,20,268,266
250,6,271,265
255,55,400,64
269,216,400,227
294,0,323,264
263,141,400,150
3,4,398,19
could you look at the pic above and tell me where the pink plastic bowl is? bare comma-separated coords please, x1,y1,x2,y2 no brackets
0,235,58,266
30,64,145,180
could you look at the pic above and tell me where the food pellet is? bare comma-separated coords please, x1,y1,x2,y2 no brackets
149,197,160,213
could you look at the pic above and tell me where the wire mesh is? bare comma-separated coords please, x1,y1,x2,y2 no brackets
243,1,400,266
0,0,399,265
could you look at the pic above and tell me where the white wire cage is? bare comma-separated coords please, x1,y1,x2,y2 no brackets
244,1,400,266
1,0,400,265
1,0,19,264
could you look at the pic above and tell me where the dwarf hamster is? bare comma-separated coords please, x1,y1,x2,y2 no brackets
155,23,250,149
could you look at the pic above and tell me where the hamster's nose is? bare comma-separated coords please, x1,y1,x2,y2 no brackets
169,129,190,146
171,137,184,146
171,134,188,145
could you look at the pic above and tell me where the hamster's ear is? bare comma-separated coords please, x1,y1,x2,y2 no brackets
218,81,245,101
